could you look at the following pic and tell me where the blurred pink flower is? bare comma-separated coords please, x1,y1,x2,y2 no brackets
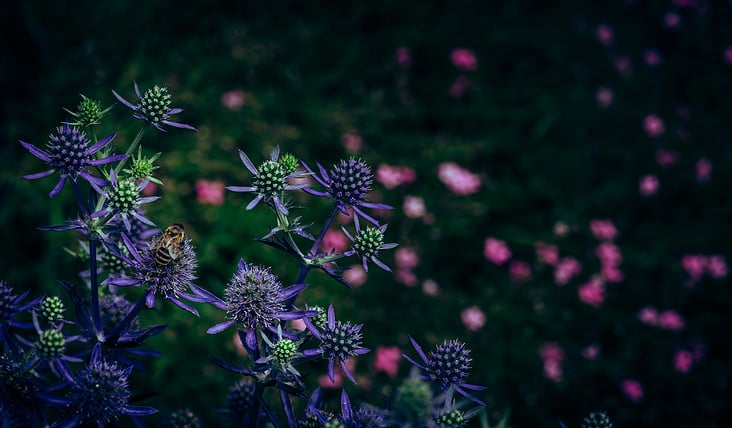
320,229,349,254
656,149,678,166
539,342,565,363
536,242,560,266
195,179,225,206
590,219,617,241
596,87,614,107
657,310,685,331
484,237,511,265
289,318,306,331
621,379,644,402
422,279,441,296
706,255,728,279
341,132,363,153
221,89,246,111
638,306,659,326
639,174,659,197
394,247,419,270
681,254,707,281
643,114,665,138
578,276,606,307
543,360,563,382
725,46,732,65
644,49,663,66
461,306,486,332
438,162,481,195
402,195,426,219
448,75,471,99
142,181,158,196
582,344,600,360
375,164,416,189
596,242,622,266
595,24,614,46
664,12,681,28
395,46,411,69
343,264,367,287
674,350,694,373
614,56,632,76
553,221,570,238
554,257,582,286
395,268,418,287
602,264,624,283
695,158,712,183
509,260,532,283
450,48,478,71
374,346,401,378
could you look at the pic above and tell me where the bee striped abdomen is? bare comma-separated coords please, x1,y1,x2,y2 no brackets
154,223,186,266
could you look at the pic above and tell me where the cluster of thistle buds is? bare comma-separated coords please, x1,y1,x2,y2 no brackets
4,83,489,427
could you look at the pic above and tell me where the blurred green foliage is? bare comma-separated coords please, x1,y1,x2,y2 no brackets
2,0,731,426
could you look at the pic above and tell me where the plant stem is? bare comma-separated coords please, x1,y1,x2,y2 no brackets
89,238,102,338
114,124,148,175
104,290,150,346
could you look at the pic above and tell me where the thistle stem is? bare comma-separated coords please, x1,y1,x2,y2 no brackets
114,125,148,176
308,205,340,258
89,238,102,338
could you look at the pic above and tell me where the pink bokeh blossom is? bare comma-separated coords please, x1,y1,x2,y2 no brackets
320,229,349,254
695,158,712,183
596,87,614,108
421,279,441,297
595,24,614,46
539,342,565,382
395,46,411,69
674,350,694,373
582,344,600,360
395,268,418,287
394,247,420,270
536,242,560,266
657,310,685,331
484,237,511,265
450,48,478,71
614,56,632,76
639,174,659,197
374,346,401,378
509,260,532,284
681,254,707,281
554,257,582,285
375,164,417,189
461,306,487,332
621,379,644,402
644,49,663,67
402,195,426,219
343,264,367,287
142,181,158,196
643,114,665,138
195,179,225,206
596,242,622,266
656,149,678,167
438,162,481,195
706,255,728,279
664,12,681,28
341,132,363,153
448,75,471,99
725,46,732,65
590,219,617,241
578,277,606,307
221,89,247,111
638,306,659,326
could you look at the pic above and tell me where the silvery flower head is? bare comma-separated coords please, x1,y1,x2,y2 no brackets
206,260,309,349
581,411,613,428
112,81,196,132
226,146,309,216
303,304,369,384
52,344,155,426
20,124,125,198
97,168,158,232
304,157,392,226
403,337,486,406
104,228,203,316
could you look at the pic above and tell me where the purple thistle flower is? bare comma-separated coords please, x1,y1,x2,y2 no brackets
303,304,369,384
0,281,43,354
226,379,259,424
205,260,310,349
104,230,203,316
43,344,156,426
112,82,196,132
403,337,487,406
303,157,392,226
226,146,309,216
342,216,397,272
19,124,125,198
96,169,158,232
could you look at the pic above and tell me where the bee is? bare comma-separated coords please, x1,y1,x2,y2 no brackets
153,223,186,266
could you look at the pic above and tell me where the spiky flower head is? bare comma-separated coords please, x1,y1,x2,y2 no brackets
581,411,613,428
227,379,257,420
325,421,346,428
403,337,486,406
1,281,41,327
105,230,200,315
67,358,131,424
20,125,124,198
64,94,113,127
100,243,132,278
40,296,65,323
354,404,388,428
427,340,472,391
435,409,466,428
279,152,300,176
272,338,298,367
227,146,309,216
343,217,397,272
308,304,328,329
112,81,196,132
0,353,41,407
163,408,202,428
101,169,158,232
37,329,65,359
225,263,284,331
393,376,433,423
124,146,162,184
100,294,140,331
305,305,369,384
